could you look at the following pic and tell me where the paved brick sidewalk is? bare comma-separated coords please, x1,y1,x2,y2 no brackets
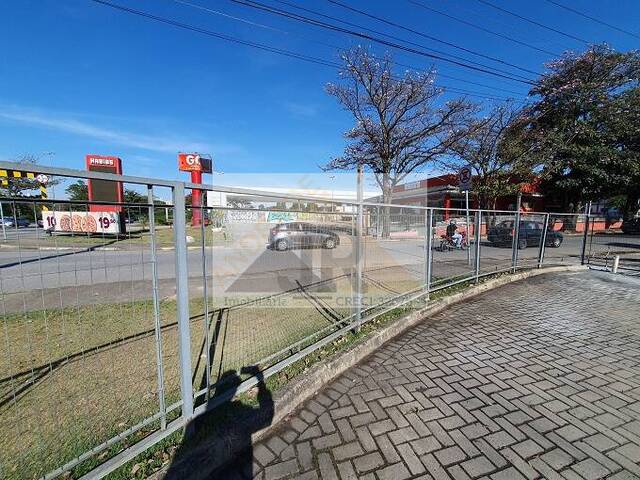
220,270,640,480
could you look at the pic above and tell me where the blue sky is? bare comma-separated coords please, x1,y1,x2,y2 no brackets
1,0,638,191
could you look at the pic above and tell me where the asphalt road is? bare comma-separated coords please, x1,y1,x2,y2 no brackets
0,230,595,312
2,221,639,313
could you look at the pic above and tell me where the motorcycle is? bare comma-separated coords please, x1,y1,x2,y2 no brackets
439,231,467,251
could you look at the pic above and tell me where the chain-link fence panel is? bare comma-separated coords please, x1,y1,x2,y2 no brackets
0,192,176,480
586,215,640,274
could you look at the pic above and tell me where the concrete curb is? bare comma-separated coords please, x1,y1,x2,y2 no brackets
154,264,587,479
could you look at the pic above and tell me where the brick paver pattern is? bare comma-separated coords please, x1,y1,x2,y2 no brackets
222,271,640,480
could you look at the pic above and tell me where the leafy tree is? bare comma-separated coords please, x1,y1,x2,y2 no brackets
443,102,538,211
66,182,145,204
65,180,89,201
123,189,146,204
506,45,640,218
325,47,473,236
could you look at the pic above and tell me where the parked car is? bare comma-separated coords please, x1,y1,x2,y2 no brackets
0,218,13,228
268,222,340,251
621,218,640,235
1,217,30,228
488,220,563,249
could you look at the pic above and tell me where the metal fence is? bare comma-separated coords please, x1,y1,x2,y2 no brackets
0,160,631,480
584,216,640,275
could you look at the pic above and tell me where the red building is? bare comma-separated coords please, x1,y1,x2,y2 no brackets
376,174,545,215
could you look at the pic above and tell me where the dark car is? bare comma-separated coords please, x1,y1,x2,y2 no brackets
268,222,340,251
15,218,31,228
621,218,640,235
488,220,563,249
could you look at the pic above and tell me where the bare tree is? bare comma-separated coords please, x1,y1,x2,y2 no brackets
325,47,473,236
443,102,538,212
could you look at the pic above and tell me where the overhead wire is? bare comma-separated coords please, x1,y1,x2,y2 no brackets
406,0,561,56
228,0,537,85
90,0,523,101
543,0,640,41
324,0,540,76
173,0,527,97
473,0,590,45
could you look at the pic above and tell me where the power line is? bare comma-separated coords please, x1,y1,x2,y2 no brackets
272,0,536,88
89,0,520,101
174,0,286,33
543,0,640,41
325,0,539,76
228,0,537,85
89,0,340,67
406,0,561,57
473,0,590,45
173,0,527,97
265,0,535,83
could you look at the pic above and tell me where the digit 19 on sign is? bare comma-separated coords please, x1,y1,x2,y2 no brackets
98,216,112,230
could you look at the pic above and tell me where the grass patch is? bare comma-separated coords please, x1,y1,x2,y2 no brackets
1,226,231,249
3,264,496,479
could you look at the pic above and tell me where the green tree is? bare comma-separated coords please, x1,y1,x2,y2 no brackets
506,45,640,218
65,180,89,201
123,189,146,204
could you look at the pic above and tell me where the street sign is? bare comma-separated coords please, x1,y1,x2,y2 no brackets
178,153,212,173
36,173,49,185
458,165,473,192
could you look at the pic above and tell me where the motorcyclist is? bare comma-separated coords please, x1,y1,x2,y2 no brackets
446,220,463,248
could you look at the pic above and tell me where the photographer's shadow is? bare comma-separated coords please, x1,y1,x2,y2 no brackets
165,366,274,480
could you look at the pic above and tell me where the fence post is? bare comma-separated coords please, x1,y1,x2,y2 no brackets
580,201,592,265
354,165,364,331
537,213,550,269
511,192,522,273
474,210,481,283
424,209,433,295
0,201,6,240
199,201,211,398
465,190,471,266
173,182,194,425
147,185,167,430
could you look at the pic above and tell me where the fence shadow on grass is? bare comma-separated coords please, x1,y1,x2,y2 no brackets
165,366,274,480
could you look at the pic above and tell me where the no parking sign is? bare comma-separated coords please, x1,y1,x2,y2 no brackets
458,165,473,192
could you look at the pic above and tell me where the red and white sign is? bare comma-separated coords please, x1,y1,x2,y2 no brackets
41,211,121,234
178,153,212,173
88,156,116,167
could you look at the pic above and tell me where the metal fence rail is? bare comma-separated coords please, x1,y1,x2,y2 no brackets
0,160,627,479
